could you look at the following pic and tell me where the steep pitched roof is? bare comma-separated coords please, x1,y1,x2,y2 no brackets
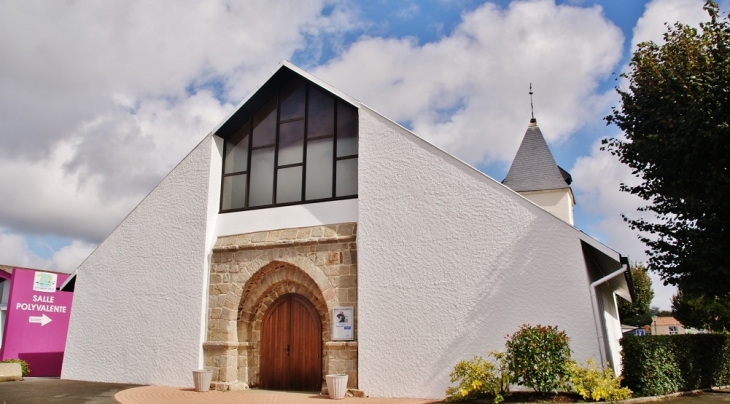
502,119,570,192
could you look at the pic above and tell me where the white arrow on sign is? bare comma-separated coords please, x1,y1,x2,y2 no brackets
29,314,52,326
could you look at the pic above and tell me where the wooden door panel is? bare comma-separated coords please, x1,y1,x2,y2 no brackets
290,295,322,391
260,297,291,390
260,294,322,391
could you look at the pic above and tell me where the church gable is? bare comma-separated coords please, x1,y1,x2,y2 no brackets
215,65,359,212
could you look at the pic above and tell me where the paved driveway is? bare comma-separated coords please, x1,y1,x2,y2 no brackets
0,378,142,404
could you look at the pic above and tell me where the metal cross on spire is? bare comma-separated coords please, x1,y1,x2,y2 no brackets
529,83,534,120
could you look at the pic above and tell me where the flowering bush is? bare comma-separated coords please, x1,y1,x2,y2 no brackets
446,352,511,403
568,359,632,401
505,324,571,393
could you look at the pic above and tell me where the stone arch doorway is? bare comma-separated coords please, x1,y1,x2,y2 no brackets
204,224,359,392
260,293,322,391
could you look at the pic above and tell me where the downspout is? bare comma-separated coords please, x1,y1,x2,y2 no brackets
589,256,629,370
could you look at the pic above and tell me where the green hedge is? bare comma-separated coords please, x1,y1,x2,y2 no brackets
620,334,730,396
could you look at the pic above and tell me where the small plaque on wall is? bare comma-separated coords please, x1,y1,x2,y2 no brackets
332,306,354,340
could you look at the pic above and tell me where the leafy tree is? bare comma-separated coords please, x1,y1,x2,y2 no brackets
603,2,730,306
618,263,654,322
622,306,667,328
672,288,730,331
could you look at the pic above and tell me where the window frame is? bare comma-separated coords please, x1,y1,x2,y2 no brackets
219,79,358,213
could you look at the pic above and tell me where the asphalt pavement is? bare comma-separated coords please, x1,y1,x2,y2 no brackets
0,377,142,404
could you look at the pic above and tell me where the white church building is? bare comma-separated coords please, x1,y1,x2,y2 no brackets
61,62,633,398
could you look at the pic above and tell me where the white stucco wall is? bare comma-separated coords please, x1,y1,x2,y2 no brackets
357,107,602,398
216,199,358,237
520,189,574,225
62,135,220,387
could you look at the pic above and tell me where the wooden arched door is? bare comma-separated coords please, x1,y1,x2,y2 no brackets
260,294,322,391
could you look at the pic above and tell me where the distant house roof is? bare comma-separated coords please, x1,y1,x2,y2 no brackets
654,316,681,326
0,264,66,280
503,119,571,192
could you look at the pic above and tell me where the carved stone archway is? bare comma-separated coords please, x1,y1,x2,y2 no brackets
203,223,359,392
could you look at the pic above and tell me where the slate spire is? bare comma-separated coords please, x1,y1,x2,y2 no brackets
502,119,571,192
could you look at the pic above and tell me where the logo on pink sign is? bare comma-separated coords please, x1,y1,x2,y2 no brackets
33,272,57,293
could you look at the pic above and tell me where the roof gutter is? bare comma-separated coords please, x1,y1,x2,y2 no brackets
590,256,629,371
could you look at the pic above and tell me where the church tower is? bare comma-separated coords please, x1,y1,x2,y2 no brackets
502,117,575,225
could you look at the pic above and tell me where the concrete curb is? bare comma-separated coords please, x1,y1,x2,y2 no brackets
615,389,703,404
607,386,730,404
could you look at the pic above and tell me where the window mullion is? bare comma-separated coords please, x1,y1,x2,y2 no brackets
220,139,228,211
244,117,253,209
273,90,281,206
302,84,309,202
332,99,338,198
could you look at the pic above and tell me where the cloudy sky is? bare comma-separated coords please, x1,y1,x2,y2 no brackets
0,0,717,310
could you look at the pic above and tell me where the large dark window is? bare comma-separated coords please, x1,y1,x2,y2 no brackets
220,79,358,212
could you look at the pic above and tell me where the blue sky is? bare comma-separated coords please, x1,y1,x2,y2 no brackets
0,0,720,310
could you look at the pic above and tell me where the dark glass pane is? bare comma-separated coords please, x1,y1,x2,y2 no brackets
278,120,304,166
221,174,247,210
249,147,275,206
336,102,358,157
336,158,358,197
279,80,305,121
276,166,303,204
305,138,333,200
307,86,334,139
224,121,250,174
252,96,277,148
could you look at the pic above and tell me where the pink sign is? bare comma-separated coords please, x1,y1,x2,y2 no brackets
0,268,74,376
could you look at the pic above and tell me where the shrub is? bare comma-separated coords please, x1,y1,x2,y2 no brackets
671,334,730,390
505,324,572,393
621,334,730,396
0,358,30,377
446,352,511,403
620,336,682,396
490,351,511,399
568,359,632,401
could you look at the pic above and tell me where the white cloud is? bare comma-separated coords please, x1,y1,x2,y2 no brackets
0,0,356,155
0,0,356,245
632,0,708,51
47,240,97,273
0,231,94,273
65,90,232,200
0,141,136,242
314,0,624,166
0,232,46,270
